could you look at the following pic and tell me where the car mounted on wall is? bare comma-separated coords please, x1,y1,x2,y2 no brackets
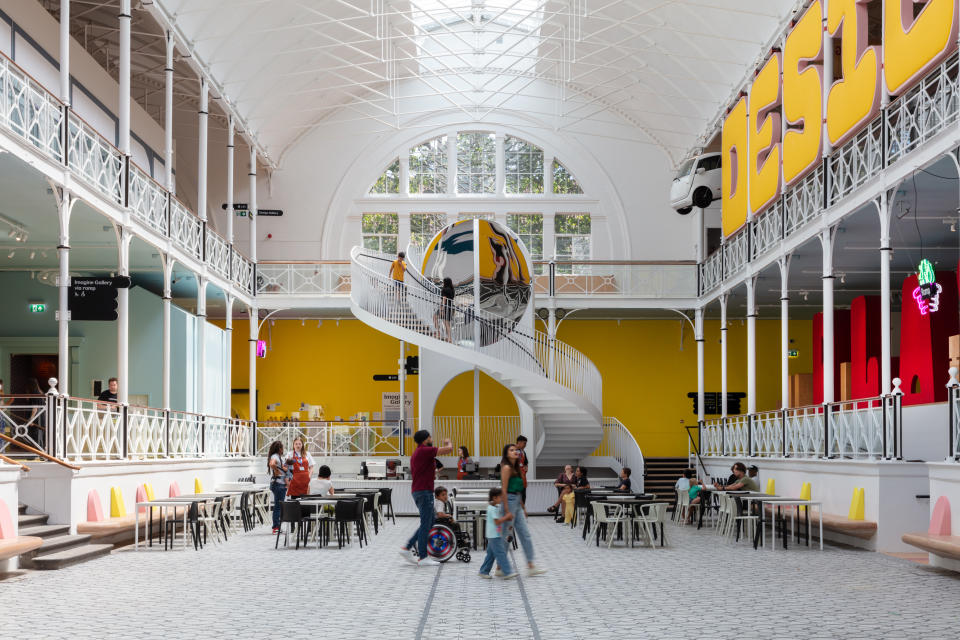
670,152,722,215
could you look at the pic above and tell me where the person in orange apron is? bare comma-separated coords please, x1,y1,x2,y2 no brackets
285,437,314,498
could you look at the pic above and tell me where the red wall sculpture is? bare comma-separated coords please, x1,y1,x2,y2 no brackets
898,271,958,406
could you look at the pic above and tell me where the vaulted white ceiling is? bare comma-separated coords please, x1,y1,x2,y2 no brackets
150,0,800,166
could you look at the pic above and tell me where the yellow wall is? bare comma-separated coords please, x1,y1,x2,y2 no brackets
555,318,812,457
225,318,419,422
433,371,519,416
224,317,813,458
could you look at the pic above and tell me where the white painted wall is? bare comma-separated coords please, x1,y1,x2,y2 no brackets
17,459,257,531
701,456,929,552
901,403,950,462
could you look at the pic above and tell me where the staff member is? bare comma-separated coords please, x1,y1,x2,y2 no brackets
285,436,314,498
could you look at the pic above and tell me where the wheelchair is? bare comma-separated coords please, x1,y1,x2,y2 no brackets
426,521,472,563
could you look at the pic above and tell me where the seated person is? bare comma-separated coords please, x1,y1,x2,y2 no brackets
714,462,759,493
435,458,445,479
434,486,460,534
686,475,706,524
615,467,632,492
309,464,335,496
547,465,576,516
748,464,760,488
676,468,693,493
560,466,591,524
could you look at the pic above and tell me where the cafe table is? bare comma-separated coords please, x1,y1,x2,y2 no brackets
753,498,824,551
298,498,339,547
135,496,202,551
599,498,670,547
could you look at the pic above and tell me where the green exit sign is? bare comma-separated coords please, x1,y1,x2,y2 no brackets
788,349,799,358
28,303,46,313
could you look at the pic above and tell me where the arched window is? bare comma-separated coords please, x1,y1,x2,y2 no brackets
410,213,448,247
456,131,496,193
410,135,448,194
504,136,543,193
552,160,583,194
369,158,400,194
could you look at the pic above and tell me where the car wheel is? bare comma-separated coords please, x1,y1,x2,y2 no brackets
692,186,713,209
676,206,693,215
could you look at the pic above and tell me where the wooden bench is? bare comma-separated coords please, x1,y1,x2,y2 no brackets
764,505,877,539
902,533,960,560
0,536,42,561
902,496,958,560
77,515,149,546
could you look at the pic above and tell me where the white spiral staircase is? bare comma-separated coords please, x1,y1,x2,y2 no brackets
349,246,603,466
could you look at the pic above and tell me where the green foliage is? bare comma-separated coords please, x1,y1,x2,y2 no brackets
553,160,583,194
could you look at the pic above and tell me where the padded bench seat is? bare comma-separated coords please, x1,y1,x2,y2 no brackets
902,533,960,560
0,536,43,560
764,505,877,539
77,515,149,546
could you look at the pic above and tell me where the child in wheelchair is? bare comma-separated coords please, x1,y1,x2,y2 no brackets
434,486,471,553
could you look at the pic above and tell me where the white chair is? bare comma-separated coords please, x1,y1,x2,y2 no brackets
634,502,668,548
198,500,224,545
674,488,689,523
587,502,628,549
727,496,758,543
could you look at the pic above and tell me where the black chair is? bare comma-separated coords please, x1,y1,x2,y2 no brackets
379,487,396,524
334,499,367,549
276,501,308,549
165,501,201,551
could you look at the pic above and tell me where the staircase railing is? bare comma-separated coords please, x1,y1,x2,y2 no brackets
351,246,602,408
589,417,645,489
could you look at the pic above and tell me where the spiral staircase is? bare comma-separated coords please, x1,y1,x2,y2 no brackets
349,247,603,466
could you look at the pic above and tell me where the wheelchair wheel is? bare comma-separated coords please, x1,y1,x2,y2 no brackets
426,523,457,562
456,549,471,563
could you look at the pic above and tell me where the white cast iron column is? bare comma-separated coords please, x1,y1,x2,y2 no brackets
164,31,174,192
249,148,257,262
197,278,207,414
746,278,757,414
57,190,73,394
779,256,791,409
879,193,892,394
695,308,705,424
224,295,234,414
197,78,208,222
162,257,173,410
821,228,835,404
719,294,728,418
249,306,258,421
226,117,234,244
59,0,70,104
117,228,131,404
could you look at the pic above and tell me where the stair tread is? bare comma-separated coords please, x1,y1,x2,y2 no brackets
18,513,49,527
33,534,94,556
19,524,71,538
31,544,113,570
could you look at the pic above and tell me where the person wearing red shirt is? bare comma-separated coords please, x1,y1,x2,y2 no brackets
400,429,454,566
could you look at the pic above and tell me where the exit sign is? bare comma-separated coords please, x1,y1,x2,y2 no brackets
28,303,46,313
788,349,799,358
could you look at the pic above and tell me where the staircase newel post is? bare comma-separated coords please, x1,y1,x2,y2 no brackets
45,378,59,457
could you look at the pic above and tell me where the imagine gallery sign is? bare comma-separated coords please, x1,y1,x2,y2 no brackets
721,0,959,237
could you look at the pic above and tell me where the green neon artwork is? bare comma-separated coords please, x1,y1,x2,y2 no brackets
918,258,935,286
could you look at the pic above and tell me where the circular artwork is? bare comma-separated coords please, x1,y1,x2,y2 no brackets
421,219,532,343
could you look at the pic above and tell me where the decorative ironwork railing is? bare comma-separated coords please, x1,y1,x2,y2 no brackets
722,228,749,278
589,417,645,483
170,197,203,261
232,251,255,295
126,405,167,459
0,50,252,302
255,422,403,457
699,396,901,460
0,395,50,456
168,410,203,458
205,229,231,280
0,55,63,162
699,249,723,294
750,200,782,260
256,262,352,296
698,50,960,296
67,112,124,205
128,163,169,235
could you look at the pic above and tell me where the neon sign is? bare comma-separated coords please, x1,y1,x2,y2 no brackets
256,339,267,358
913,260,941,316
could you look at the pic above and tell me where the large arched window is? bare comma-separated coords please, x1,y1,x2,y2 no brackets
456,131,496,194
369,158,400,194
409,135,448,194
504,135,543,193
552,160,583,194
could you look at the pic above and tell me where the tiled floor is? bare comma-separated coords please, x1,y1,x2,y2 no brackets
2,515,960,639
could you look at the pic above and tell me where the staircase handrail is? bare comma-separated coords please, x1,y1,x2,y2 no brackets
0,453,30,471
0,432,80,471
684,425,710,481
600,417,645,488
351,246,602,409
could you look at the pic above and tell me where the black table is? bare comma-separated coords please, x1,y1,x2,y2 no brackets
601,498,670,547
581,494,658,541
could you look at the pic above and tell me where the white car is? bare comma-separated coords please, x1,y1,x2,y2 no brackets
670,152,722,215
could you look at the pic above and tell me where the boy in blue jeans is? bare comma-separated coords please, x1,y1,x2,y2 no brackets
479,488,517,579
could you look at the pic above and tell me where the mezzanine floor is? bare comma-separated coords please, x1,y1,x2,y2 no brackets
1,517,959,639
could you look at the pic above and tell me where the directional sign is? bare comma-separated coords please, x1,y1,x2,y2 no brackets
69,277,127,321
221,203,283,217
373,374,399,382
687,391,746,415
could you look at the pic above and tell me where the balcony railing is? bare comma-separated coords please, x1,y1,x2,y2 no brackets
256,261,351,296
698,50,960,296
699,394,902,460
0,50,252,299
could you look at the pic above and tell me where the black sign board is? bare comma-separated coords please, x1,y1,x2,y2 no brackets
221,203,283,217
687,391,746,415
68,276,129,321
373,374,399,382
